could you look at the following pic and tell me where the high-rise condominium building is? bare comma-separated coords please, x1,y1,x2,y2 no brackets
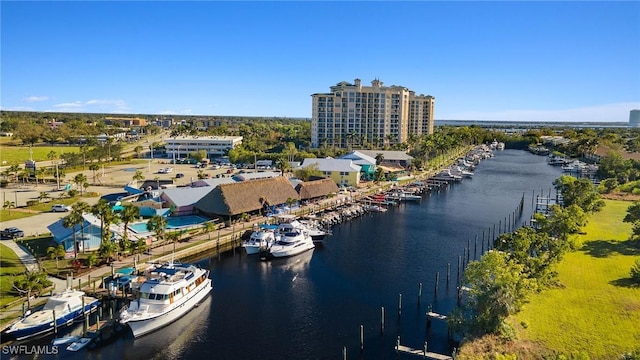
311,78,435,148
630,110,640,128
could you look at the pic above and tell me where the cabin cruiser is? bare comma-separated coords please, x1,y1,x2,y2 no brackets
242,228,277,255
274,214,327,243
268,227,315,258
4,289,99,340
119,262,212,338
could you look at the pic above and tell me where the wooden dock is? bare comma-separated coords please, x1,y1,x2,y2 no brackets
397,344,453,359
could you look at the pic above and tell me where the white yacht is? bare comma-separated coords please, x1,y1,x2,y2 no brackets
119,262,212,338
242,228,277,255
268,227,315,258
275,214,328,243
4,289,99,340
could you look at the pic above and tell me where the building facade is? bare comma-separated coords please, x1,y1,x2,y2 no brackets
165,136,243,159
311,78,435,148
630,110,640,128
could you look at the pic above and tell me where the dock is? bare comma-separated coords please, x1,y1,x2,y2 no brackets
396,344,453,360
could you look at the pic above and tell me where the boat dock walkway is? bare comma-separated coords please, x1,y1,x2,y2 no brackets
396,343,453,359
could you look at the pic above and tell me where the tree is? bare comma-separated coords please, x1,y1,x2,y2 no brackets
167,231,180,253
72,201,90,254
293,163,322,181
3,200,16,215
118,204,140,251
62,210,84,259
535,204,587,244
134,145,144,159
375,153,384,166
91,199,116,248
38,191,51,203
623,201,640,238
147,215,167,243
12,270,52,309
462,251,533,335
89,163,100,184
73,173,88,195
203,221,216,241
553,175,604,213
98,239,117,262
87,253,97,269
46,245,66,268
132,170,145,182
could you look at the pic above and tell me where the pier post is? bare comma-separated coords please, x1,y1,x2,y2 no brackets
424,341,428,357
109,303,113,320
396,336,400,356
474,235,477,260
360,324,364,351
343,346,347,360
53,309,57,335
466,239,470,263
381,307,385,335
418,283,422,306
446,263,451,285
78,278,81,290
101,276,105,289
84,312,89,337
99,304,102,319
482,231,485,254
93,279,96,293
493,224,496,242
398,293,402,317
457,286,462,306
22,302,25,317
498,220,502,235
88,275,91,289
457,256,461,284
434,272,439,299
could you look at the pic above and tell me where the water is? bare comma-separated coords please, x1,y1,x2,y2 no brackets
129,216,210,233
7,150,563,360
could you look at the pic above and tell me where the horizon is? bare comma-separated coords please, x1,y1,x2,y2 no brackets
1,2,639,122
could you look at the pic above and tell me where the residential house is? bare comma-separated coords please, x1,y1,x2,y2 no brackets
299,158,361,187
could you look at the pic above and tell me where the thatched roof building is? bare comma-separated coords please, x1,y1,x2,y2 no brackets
195,176,299,217
296,178,339,200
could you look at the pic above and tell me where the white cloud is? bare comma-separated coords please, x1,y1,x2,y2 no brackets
51,99,130,113
442,102,640,122
23,96,49,102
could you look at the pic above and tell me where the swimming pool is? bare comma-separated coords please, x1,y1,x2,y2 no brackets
129,215,211,234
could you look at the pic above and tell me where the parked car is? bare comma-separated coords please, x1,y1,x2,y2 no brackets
51,204,71,212
1,227,24,239
175,173,185,178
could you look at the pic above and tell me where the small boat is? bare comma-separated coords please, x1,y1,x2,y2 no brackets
52,334,80,346
66,337,92,352
4,289,99,341
119,262,213,338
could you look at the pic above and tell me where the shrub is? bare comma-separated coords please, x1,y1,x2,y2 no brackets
631,259,640,284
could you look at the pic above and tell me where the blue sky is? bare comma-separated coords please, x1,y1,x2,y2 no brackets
1,1,639,122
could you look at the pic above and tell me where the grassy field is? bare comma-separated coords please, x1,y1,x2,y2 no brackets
0,242,27,307
512,200,640,358
0,144,81,165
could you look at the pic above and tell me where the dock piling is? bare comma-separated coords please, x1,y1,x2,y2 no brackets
418,283,422,305
360,324,364,351
446,263,450,285
381,307,385,334
398,293,402,317
434,272,439,298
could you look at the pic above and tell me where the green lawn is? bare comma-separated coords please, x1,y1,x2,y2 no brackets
0,242,27,307
0,145,81,165
0,210,33,222
513,200,640,359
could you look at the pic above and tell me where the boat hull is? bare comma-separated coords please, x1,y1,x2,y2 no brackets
125,279,212,338
269,242,315,258
5,300,99,341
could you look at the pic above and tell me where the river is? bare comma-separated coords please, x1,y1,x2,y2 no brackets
7,149,563,360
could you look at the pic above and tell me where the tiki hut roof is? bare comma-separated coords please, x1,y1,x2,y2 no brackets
195,176,299,216
295,178,339,200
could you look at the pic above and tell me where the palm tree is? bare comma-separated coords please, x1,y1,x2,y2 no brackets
12,271,52,310
146,215,167,243
91,199,115,248
73,173,88,195
375,153,384,166
167,231,180,253
62,210,84,259
119,204,140,251
134,145,144,159
203,221,216,241
132,170,145,182
38,191,51,203
89,163,100,184
72,201,90,254
3,200,16,215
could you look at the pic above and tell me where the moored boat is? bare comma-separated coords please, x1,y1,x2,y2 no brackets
268,227,315,258
119,262,213,338
4,289,99,341
242,228,277,255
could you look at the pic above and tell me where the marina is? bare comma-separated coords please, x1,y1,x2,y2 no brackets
1,149,563,359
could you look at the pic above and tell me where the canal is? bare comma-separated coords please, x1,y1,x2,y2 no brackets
12,149,564,360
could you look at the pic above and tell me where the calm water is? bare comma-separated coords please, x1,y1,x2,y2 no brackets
9,150,563,360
